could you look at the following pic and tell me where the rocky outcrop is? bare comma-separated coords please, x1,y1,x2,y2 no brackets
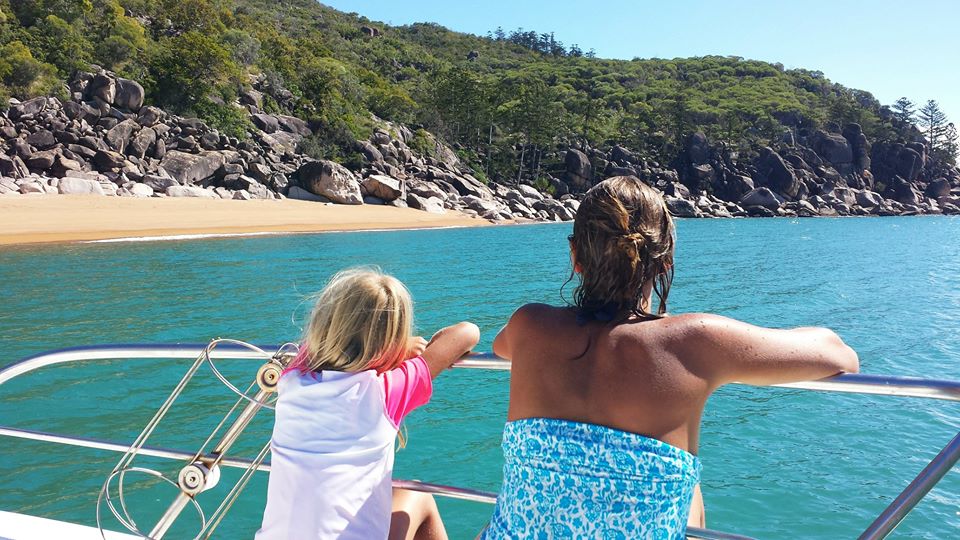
4,69,957,222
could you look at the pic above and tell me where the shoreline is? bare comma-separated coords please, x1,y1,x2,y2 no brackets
0,195,494,247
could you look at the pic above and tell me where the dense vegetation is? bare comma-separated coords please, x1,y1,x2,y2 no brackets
0,0,956,185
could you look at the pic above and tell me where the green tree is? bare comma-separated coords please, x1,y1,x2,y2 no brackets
499,76,567,182
892,97,915,125
34,14,91,73
935,123,957,165
148,31,238,110
222,29,260,67
0,40,60,99
918,100,949,153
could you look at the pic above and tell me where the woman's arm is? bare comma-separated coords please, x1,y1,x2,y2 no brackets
421,322,481,378
679,313,859,386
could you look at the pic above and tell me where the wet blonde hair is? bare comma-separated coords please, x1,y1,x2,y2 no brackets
294,267,414,373
570,176,675,319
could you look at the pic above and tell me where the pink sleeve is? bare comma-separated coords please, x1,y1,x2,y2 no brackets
379,356,433,428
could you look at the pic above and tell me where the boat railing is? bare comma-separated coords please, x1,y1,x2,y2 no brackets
1,343,959,540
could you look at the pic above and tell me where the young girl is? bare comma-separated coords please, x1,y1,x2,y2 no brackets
256,268,480,540
483,176,859,538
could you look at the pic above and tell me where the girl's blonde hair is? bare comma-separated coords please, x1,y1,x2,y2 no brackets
293,267,414,374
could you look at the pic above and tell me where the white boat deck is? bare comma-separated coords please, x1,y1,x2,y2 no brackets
0,510,137,539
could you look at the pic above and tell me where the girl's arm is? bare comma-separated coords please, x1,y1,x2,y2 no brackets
679,314,859,386
422,322,480,378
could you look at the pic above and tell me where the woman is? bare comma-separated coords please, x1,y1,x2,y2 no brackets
482,176,858,538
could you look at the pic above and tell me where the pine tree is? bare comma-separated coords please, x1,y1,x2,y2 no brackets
892,97,915,125
918,100,949,152
940,123,958,165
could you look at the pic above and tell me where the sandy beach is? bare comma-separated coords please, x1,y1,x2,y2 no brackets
0,195,491,246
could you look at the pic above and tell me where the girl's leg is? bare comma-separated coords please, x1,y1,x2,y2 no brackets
688,483,706,529
389,488,448,540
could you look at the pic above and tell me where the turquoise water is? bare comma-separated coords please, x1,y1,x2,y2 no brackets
1,217,960,539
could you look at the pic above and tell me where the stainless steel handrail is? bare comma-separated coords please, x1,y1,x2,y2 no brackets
5,343,960,402
2,343,960,539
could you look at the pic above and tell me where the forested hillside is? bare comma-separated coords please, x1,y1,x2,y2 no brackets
1,0,959,218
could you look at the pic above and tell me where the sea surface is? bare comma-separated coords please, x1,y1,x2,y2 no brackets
1,217,959,539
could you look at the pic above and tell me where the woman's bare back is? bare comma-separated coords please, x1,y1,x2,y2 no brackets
496,302,859,455
499,303,712,452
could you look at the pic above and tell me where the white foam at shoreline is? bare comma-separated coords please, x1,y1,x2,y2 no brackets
80,224,492,244
84,231,289,243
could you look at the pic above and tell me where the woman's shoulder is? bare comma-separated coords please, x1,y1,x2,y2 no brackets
507,303,574,327
620,312,737,348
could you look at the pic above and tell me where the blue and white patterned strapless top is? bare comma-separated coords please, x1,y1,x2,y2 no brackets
482,418,702,540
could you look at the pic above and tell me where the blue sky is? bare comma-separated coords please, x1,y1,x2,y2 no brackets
323,0,960,128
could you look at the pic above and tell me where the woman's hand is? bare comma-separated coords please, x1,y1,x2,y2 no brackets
407,336,428,358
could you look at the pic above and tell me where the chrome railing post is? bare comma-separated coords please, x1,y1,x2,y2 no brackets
858,430,960,540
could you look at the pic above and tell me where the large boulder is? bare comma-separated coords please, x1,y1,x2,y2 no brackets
106,119,140,153
358,141,383,164
252,114,279,133
685,132,710,165
128,127,157,159
0,177,19,194
925,178,952,199
811,131,854,173
9,96,47,120
461,195,501,214
407,193,446,214
362,175,403,201
24,150,57,170
713,171,754,202
87,74,116,104
886,175,922,206
855,190,883,208
871,142,925,182
287,185,329,202
51,155,83,177
666,197,698,217
297,160,363,205
448,173,494,200
276,115,312,136
842,123,871,172
564,149,592,190
754,147,800,198
114,78,145,111
740,187,782,210
142,174,178,192
128,183,154,197
138,106,163,127
159,151,227,185
166,185,217,198
0,154,29,178
516,184,544,201
92,150,128,171
58,177,105,195
26,130,57,150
